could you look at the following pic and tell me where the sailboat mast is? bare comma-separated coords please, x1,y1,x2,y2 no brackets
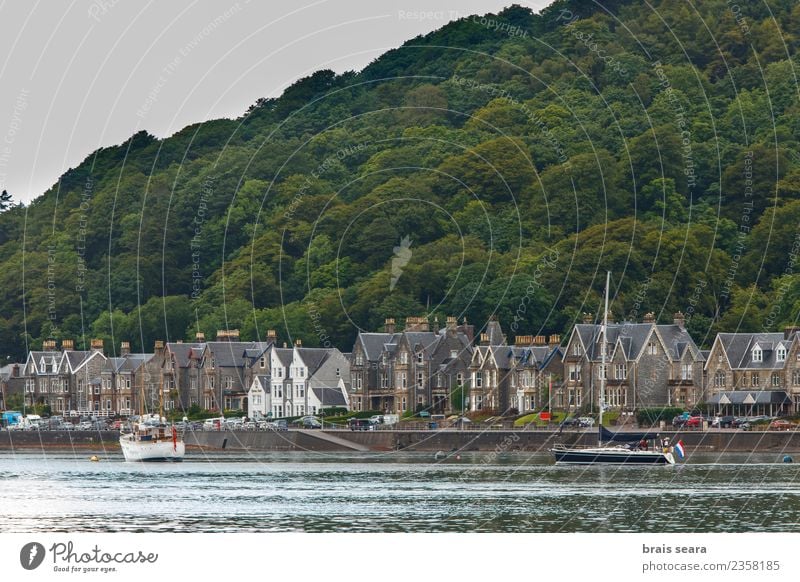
599,271,610,446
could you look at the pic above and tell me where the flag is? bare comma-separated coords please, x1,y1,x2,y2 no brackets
674,440,686,460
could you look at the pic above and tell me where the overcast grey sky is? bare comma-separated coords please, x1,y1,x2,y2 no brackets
0,0,550,204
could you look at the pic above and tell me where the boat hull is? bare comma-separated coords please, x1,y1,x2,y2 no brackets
120,436,185,462
552,447,675,465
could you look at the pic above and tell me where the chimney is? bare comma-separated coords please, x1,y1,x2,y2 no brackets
295,338,302,347
784,326,800,340
673,311,685,330
433,316,440,334
121,341,131,356
606,310,615,325
90,338,104,353
176,340,183,344
533,335,546,345
384,318,396,334
457,318,474,343
480,333,490,345
154,340,165,356
216,329,240,341
404,316,429,332
196,332,206,342
61,339,74,351
643,312,655,324
583,312,593,324
12,364,19,378
283,342,288,348
43,339,57,352
548,334,561,347
515,335,533,345
266,330,277,342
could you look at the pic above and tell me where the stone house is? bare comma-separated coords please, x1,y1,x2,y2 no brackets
704,327,800,415
560,312,705,412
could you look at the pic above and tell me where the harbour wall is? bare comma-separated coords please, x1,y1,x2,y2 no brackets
187,429,800,453
4,429,800,454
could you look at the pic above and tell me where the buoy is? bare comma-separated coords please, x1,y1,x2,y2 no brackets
455,454,461,461
783,455,793,463
89,455,99,462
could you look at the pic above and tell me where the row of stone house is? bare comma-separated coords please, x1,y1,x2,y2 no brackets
4,314,800,418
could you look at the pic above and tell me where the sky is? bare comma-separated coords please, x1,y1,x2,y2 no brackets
0,0,551,204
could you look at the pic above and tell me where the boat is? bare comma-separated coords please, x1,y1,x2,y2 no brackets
120,374,185,462
550,272,676,466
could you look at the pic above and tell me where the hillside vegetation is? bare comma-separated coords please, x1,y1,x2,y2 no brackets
1,0,800,361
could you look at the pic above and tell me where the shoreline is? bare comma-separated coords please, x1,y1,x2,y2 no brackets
4,428,799,453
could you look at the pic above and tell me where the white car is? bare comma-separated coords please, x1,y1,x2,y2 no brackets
577,417,595,427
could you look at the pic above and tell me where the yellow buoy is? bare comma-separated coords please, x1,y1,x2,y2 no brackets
89,455,99,462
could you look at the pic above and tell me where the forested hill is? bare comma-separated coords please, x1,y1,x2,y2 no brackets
1,0,800,362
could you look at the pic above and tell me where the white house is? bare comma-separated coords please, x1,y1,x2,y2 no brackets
247,375,271,418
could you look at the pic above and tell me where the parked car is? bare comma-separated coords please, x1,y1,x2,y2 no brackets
349,418,375,431
769,419,796,431
77,421,93,431
560,417,579,428
577,417,595,428
369,414,384,425
266,419,288,431
711,415,735,428
684,416,704,428
672,416,686,428
301,417,322,429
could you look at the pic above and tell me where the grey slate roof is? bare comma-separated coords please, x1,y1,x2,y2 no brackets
572,323,700,363
707,390,791,405
273,347,294,367
167,342,204,368
358,333,400,361
311,386,347,407
717,332,792,370
253,375,271,393
296,348,331,375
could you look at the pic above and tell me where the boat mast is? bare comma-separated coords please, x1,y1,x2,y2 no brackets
599,271,610,446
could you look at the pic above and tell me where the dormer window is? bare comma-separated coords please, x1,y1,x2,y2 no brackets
417,351,424,364
777,347,786,362
752,348,763,363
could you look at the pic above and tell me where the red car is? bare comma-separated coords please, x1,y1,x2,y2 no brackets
684,416,702,428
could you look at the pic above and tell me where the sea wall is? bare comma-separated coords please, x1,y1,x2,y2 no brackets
187,429,800,453
4,428,800,454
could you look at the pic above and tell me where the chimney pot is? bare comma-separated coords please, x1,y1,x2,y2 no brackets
480,333,489,345
154,340,164,350
384,318,396,334
195,332,206,342
121,341,131,356
515,335,533,345
643,312,655,324
61,339,74,352
43,339,57,351
673,311,685,329
295,339,302,347
548,334,561,346
90,338,104,352
583,312,593,324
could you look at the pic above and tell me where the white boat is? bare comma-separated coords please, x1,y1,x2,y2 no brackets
120,415,185,462
551,272,677,466
120,368,186,463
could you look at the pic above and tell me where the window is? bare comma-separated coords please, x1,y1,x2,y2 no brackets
401,398,407,412
597,365,607,379
772,373,781,387
355,353,364,366
752,348,763,363
336,367,340,377
572,343,583,356
299,386,305,398
94,385,100,395
105,399,112,410
714,371,726,387
476,395,483,411
450,350,458,359
356,376,363,389
569,365,581,382
456,372,463,386
401,373,407,388
417,372,423,388
647,342,657,355
614,364,627,380
224,377,233,389
400,352,408,365
777,347,787,362
417,352,423,364
793,371,800,386
260,356,267,368
474,372,482,388
718,353,723,362
380,374,387,389
751,373,759,387
681,364,692,381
